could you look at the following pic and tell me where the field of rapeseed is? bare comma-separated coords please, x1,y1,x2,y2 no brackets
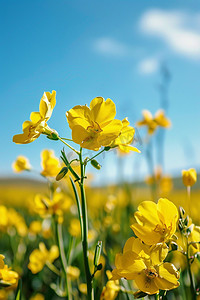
0,91,199,300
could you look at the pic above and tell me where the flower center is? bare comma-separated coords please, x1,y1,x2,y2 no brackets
87,121,102,134
154,223,172,239
145,267,158,279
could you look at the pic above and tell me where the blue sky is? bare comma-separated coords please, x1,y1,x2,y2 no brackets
1,0,200,183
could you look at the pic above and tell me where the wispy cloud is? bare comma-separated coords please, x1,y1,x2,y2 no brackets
140,9,200,59
138,57,159,75
93,37,130,57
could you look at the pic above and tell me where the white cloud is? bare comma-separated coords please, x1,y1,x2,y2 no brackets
138,58,159,74
93,37,129,56
140,9,200,59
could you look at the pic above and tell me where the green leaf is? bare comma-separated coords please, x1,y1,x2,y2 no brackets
15,279,22,300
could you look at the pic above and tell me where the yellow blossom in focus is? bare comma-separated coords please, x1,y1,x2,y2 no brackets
30,294,45,300
131,198,178,245
67,266,80,280
12,156,31,172
182,168,197,187
13,91,57,144
66,97,122,150
40,149,60,177
112,237,179,295
100,270,120,300
28,243,59,274
110,118,140,154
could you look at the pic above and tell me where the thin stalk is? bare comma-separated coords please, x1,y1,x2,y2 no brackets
46,261,61,276
55,220,71,300
79,147,93,300
60,137,73,142
58,137,80,155
86,149,105,163
155,293,160,300
70,177,83,238
186,240,196,299
187,186,191,216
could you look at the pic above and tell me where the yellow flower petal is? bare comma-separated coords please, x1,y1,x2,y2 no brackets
157,198,178,229
90,97,116,126
66,105,91,129
98,119,122,146
134,271,159,294
39,90,56,119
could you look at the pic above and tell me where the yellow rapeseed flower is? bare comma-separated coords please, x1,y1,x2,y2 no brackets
28,243,59,274
110,118,140,154
112,237,179,295
182,168,197,187
13,91,57,144
100,270,120,300
0,255,18,287
66,97,122,150
154,110,171,128
12,155,31,172
67,266,80,280
34,192,72,223
29,221,42,235
137,109,171,135
131,198,178,245
68,218,81,237
137,110,157,134
40,149,60,177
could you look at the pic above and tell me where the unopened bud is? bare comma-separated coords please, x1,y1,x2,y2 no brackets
94,241,102,267
179,207,185,219
56,167,68,181
91,159,101,170
47,131,59,140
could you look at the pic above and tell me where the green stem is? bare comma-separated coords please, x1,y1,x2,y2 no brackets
46,261,61,276
60,137,73,142
155,293,160,300
55,220,71,300
186,240,196,299
86,149,105,163
79,147,93,300
58,136,80,155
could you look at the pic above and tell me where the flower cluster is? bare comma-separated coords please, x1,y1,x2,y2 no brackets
28,242,59,274
112,198,180,295
13,91,57,144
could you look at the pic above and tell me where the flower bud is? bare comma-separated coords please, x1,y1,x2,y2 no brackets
182,168,197,187
94,241,102,268
91,159,101,170
56,167,68,181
